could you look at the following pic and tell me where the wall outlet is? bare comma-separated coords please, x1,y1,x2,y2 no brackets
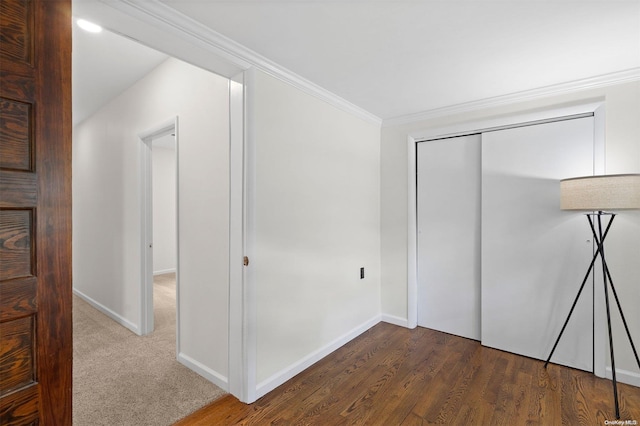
360,267,365,279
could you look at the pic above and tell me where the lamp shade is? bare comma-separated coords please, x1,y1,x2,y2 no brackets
560,174,640,211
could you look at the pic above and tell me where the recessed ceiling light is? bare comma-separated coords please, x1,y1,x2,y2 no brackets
77,19,102,33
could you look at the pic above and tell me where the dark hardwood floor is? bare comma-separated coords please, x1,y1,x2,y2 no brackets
175,322,640,425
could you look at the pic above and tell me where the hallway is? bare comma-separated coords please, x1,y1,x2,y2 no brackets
73,274,226,425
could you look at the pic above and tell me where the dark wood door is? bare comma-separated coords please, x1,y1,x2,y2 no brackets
0,0,72,424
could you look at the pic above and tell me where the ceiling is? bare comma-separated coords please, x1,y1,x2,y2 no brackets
72,21,168,125
73,0,640,125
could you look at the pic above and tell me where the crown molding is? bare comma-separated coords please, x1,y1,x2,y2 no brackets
383,68,640,127
98,0,382,126
82,1,638,129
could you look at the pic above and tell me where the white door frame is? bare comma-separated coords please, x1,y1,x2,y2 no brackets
138,117,179,337
228,70,257,402
406,101,606,377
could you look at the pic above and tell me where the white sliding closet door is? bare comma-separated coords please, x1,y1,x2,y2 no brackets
481,117,595,371
417,134,481,340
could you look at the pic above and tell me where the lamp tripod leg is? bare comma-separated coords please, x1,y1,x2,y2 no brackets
597,214,620,420
545,214,614,369
602,259,620,419
544,266,593,369
602,262,640,370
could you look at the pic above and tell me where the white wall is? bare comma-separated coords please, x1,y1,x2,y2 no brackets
252,70,381,392
152,144,176,274
73,58,230,385
380,81,640,381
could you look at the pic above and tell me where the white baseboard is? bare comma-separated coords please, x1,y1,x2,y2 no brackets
178,352,229,391
381,313,409,328
153,268,176,276
605,367,640,388
72,288,141,335
255,315,381,400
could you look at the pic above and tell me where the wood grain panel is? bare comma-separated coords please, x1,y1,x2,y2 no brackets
0,277,36,322
0,316,36,395
0,172,37,208
0,71,35,101
0,98,32,171
0,0,34,66
0,210,33,281
0,383,39,425
32,0,73,423
0,0,72,423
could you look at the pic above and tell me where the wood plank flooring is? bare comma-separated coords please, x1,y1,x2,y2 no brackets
175,322,640,425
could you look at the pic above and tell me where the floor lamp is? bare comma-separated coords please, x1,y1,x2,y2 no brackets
544,174,640,420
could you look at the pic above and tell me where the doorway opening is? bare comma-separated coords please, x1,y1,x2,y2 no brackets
72,4,247,401
140,119,179,338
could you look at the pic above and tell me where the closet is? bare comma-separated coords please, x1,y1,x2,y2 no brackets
417,115,596,371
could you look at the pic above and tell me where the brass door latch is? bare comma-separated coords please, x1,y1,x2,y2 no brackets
243,256,249,266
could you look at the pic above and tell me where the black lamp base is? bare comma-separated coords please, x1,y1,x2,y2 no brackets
544,212,640,420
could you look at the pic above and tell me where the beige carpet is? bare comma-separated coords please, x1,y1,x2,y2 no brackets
73,274,227,426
